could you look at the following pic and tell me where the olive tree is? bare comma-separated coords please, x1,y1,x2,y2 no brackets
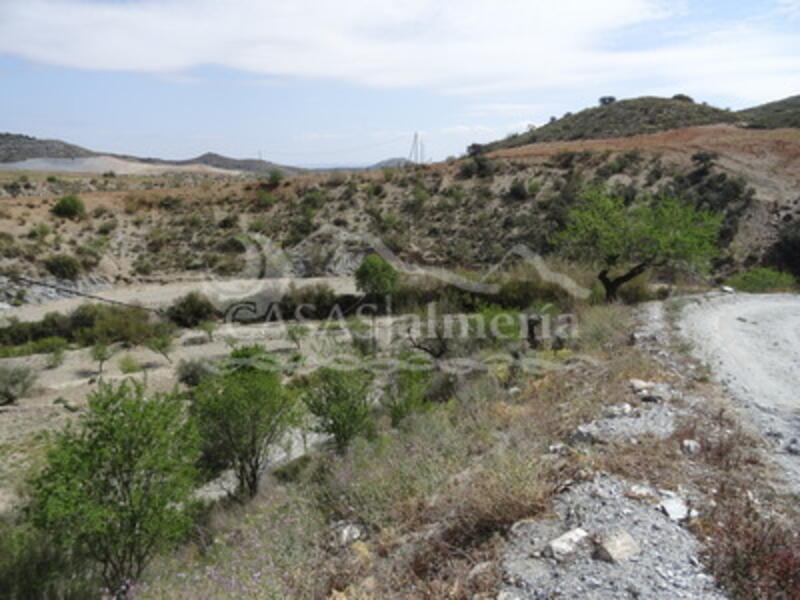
29,380,199,597
555,187,722,301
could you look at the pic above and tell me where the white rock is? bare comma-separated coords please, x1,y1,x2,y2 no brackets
626,484,657,501
546,527,589,561
333,523,364,546
496,592,523,600
604,402,633,418
629,379,654,393
594,530,640,563
507,386,522,396
681,439,702,455
721,286,735,294
660,497,689,521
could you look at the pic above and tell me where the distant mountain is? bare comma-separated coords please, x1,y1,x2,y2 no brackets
0,133,300,175
133,152,303,175
475,94,800,152
0,133,96,163
369,157,413,169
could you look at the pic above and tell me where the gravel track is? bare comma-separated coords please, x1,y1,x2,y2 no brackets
681,292,800,490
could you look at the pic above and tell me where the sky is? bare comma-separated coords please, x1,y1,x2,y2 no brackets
0,0,798,167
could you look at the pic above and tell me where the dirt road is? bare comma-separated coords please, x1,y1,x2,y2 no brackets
0,276,356,323
681,292,800,489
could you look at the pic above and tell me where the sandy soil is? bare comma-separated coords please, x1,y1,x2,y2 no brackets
681,292,800,491
0,155,240,176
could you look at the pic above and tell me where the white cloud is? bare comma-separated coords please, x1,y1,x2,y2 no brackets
467,103,548,117
0,0,797,104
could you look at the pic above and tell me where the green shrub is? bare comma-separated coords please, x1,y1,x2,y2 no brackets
0,519,94,600
118,354,141,374
0,365,37,405
283,283,337,319
192,370,300,496
355,253,398,297
725,267,796,293
29,380,199,596
770,220,800,277
43,254,81,280
382,366,432,426
302,367,374,453
45,342,67,369
507,178,529,201
166,292,217,328
177,358,217,387
226,344,276,373
50,195,86,220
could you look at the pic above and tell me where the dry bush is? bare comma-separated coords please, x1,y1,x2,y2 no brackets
698,494,800,600
573,302,631,353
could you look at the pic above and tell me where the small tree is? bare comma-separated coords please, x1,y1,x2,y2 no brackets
91,341,114,374
192,370,299,497
355,253,398,297
555,187,722,301
29,381,199,596
198,320,217,343
145,332,174,363
303,367,374,453
599,96,617,106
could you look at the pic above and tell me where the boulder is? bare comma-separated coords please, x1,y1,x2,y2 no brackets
659,497,689,521
545,528,589,561
593,529,640,563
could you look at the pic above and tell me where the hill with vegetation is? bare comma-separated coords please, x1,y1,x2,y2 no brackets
477,94,800,152
0,133,96,163
739,95,800,129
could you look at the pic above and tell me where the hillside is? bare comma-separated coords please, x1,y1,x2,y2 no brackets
739,95,800,129
1,124,798,302
0,133,96,163
477,94,800,153
479,97,737,152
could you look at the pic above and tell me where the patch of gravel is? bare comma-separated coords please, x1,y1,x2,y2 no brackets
500,474,726,600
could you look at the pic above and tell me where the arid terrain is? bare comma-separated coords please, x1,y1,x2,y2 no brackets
2,107,800,599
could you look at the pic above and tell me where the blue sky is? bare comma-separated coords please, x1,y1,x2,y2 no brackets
0,0,798,167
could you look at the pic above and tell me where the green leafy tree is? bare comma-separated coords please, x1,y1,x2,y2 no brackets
355,253,398,297
303,367,374,453
29,380,199,596
555,187,722,301
192,370,299,497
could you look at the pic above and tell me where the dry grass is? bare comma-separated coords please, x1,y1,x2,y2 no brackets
133,305,654,598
